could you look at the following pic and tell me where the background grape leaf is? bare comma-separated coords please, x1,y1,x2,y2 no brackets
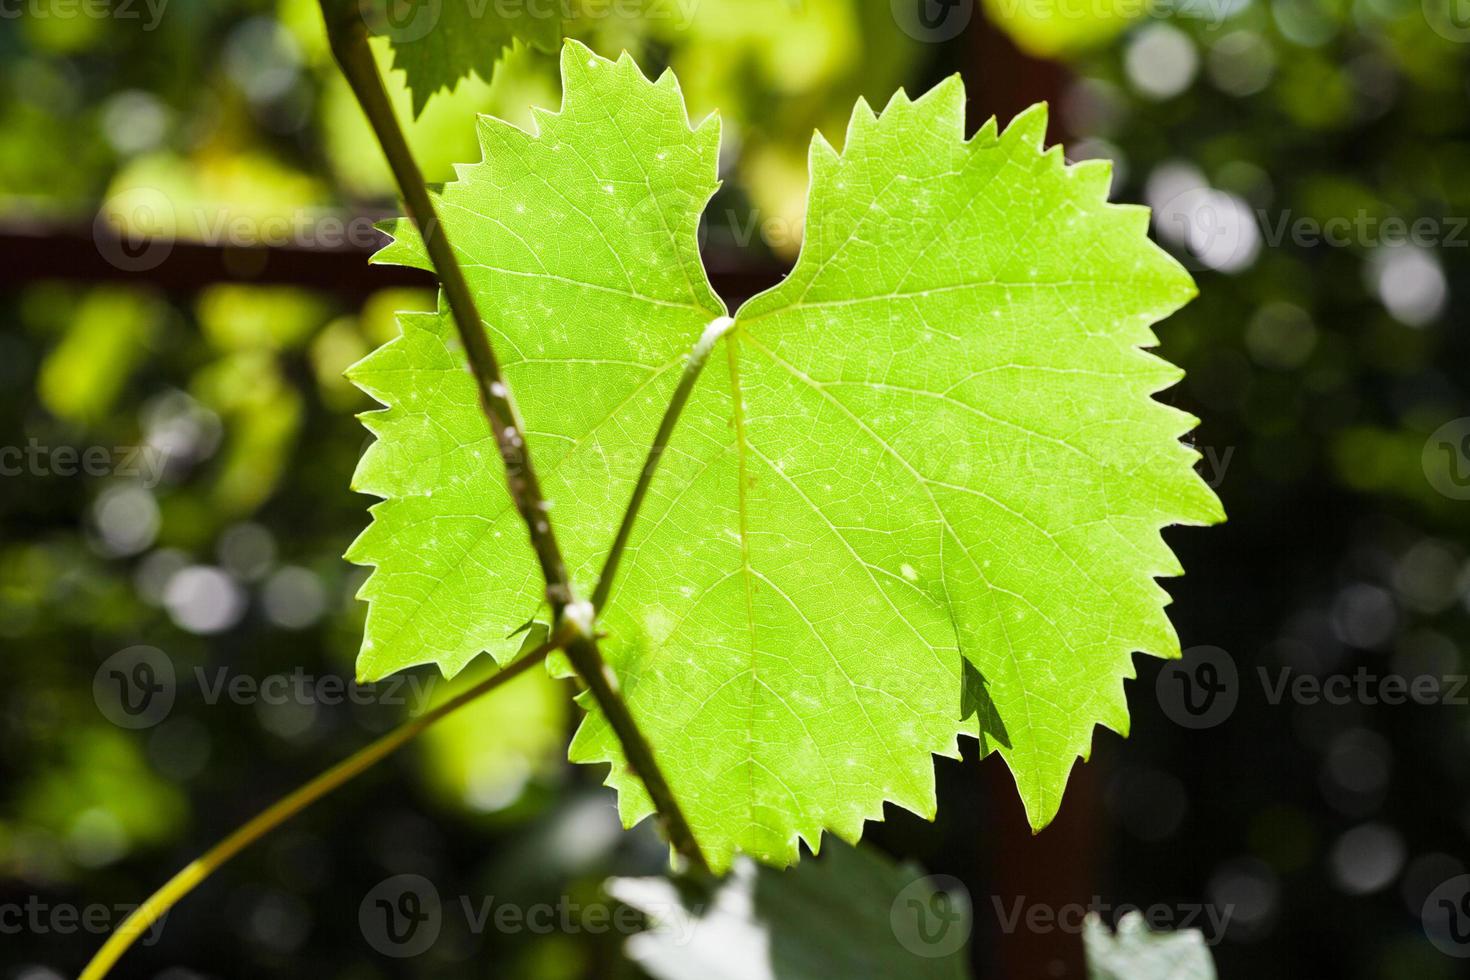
351,40,1221,872
609,840,972,980
367,0,563,116
1084,911,1219,980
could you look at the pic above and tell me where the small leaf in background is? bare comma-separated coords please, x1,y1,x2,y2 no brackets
366,0,563,116
609,841,971,980
1084,910,1219,980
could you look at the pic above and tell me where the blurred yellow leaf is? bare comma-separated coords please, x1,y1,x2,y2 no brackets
417,659,568,816
193,353,304,516
982,0,1142,58
39,287,164,425
196,285,330,352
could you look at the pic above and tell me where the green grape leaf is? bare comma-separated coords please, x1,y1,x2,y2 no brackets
368,0,563,116
608,840,972,980
349,40,1221,871
1085,912,1219,980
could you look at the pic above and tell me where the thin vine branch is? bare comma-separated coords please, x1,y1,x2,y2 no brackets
593,315,735,612
78,639,557,980
317,2,708,873
322,4,560,599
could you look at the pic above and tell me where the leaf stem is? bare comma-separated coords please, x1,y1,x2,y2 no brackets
592,316,735,612
78,640,556,980
317,4,707,873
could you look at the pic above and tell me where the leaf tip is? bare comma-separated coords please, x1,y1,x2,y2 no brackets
843,95,880,147
559,36,595,60
915,73,967,136
1066,157,1115,202
1001,101,1051,151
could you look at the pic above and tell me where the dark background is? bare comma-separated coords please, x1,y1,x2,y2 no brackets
2,1,1468,977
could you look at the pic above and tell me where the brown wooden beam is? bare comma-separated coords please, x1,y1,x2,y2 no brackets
0,222,786,304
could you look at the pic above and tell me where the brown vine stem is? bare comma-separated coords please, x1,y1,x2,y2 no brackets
78,638,557,980
318,2,707,874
